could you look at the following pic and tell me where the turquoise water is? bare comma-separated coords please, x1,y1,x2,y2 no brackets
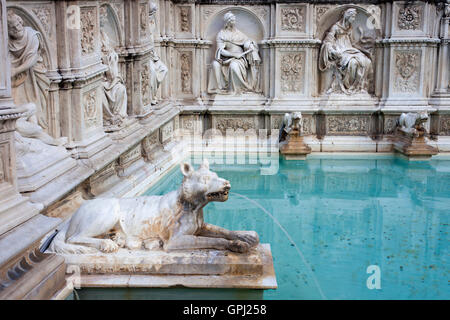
143,156,449,300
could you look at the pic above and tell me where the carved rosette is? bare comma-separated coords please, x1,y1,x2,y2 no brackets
84,90,98,128
326,116,369,135
141,64,150,105
280,53,303,93
281,7,304,32
179,7,191,32
398,6,422,30
180,52,192,94
80,7,97,55
394,50,421,93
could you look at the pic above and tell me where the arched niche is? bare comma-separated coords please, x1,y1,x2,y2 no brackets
317,5,382,95
6,5,52,71
99,3,123,50
205,7,265,66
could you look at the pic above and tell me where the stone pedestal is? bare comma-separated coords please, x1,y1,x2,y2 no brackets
393,129,438,160
280,129,311,160
60,244,276,289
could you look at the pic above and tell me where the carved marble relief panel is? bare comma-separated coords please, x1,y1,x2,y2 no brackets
397,5,423,31
280,6,305,32
280,52,304,94
214,116,256,135
180,51,192,94
439,115,450,135
393,2,425,35
83,89,98,129
80,6,97,56
178,6,191,33
119,144,142,168
141,63,151,106
326,115,370,135
161,121,174,143
393,50,421,94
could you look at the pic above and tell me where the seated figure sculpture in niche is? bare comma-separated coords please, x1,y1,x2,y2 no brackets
148,3,168,105
319,8,372,95
48,159,259,254
7,11,65,146
99,6,128,130
208,12,261,95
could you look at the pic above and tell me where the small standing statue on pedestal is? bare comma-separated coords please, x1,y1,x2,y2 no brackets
393,111,438,160
279,112,311,160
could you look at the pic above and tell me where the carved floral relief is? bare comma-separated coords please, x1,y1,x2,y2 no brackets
327,116,369,135
280,53,303,93
80,7,96,55
394,50,421,93
398,5,422,30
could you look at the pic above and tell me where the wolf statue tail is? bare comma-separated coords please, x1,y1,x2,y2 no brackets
46,220,95,254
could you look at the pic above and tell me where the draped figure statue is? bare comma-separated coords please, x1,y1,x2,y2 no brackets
8,11,65,146
148,3,168,105
99,7,128,128
319,8,372,95
7,10,50,130
208,12,261,95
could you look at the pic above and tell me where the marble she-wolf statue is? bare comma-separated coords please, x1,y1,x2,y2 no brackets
48,159,259,254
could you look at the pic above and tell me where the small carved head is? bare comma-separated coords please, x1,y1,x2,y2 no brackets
416,111,429,125
180,159,231,205
343,8,357,25
7,10,24,40
224,12,236,29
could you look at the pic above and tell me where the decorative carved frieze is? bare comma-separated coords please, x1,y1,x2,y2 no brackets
398,5,422,30
215,117,255,134
384,116,398,135
80,7,97,55
326,116,369,135
90,161,116,185
394,50,421,93
84,90,97,128
280,52,303,93
142,132,159,161
281,7,304,32
180,52,192,93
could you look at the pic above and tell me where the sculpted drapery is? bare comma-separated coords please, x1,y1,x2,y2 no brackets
99,7,128,128
208,12,261,95
148,3,168,105
8,11,65,147
7,11,49,129
319,8,372,95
